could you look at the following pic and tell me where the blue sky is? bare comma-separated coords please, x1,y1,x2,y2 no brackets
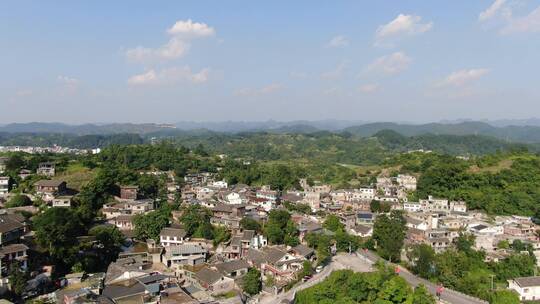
1,0,539,124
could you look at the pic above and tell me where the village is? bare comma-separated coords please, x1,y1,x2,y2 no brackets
1,153,540,304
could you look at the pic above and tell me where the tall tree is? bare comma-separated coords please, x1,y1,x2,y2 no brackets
372,210,406,262
243,268,262,295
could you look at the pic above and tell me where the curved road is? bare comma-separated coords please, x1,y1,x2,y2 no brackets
256,251,487,304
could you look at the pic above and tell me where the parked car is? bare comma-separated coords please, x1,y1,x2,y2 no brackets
316,265,323,273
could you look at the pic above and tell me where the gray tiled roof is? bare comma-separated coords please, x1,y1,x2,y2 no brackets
214,260,250,275
160,227,186,239
194,267,222,285
165,244,207,256
513,276,540,287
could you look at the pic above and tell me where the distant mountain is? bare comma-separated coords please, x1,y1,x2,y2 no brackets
0,122,177,135
344,121,540,143
5,120,540,143
174,120,365,132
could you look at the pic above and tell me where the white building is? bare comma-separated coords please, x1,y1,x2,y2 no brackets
396,174,417,191
508,276,540,301
0,177,9,196
159,227,187,247
403,202,422,212
212,181,228,189
225,192,242,205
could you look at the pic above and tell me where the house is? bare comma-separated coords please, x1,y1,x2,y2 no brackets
18,169,32,180
210,204,246,231
0,177,9,196
105,255,152,285
212,181,228,189
225,192,243,205
215,259,250,278
0,243,29,275
396,174,417,191
120,185,138,200
297,220,323,242
37,162,55,177
405,216,429,231
0,157,7,173
125,199,154,214
403,202,422,213
450,201,467,213
289,244,315,261
338,213,357,229
160,227,187,247
357,212,375,224
223,230,267,259
0,213,25,245
350,224,373,238
35,180,67,195
250,246,303,282
52,196,73,207
114,215,134,231
508,276,540,301
102,278,147,303
420,196,450,212
162,244,208,267
193,267,235,296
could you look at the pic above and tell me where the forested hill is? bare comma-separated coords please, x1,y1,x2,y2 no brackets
343,121,540,143
5,120,540,143
0,129,530,159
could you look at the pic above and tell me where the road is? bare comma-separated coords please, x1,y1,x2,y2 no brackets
256,253,373,304
357,250,488,304
255,250,487,304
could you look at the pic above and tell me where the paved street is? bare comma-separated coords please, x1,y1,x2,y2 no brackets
257,253,373,304
255,251,487,304
357,250,488,304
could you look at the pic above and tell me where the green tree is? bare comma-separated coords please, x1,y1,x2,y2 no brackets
264,209,291,244
372,210,406,262
284,220,300,246
33,207,84,263
179,204,212,237
212,225,231,246
88,225,126,271
323,214,345,232
407,244,436,279
243,268,262,295
8,261,28,298
454,233,475,254
377,275,412,303
134,206,171,240
240,217,261,232
299,260,313,278
489,290,520,304
5,194,32,208
412,285,435,304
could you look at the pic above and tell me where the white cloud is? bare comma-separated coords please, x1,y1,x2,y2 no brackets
358,83,379,93
57,75,79,85
326,35,349,48
321,61,347,79
126,19,213,62
366,52,411,75
437,68,490,87
375,14,432,45
167,19,215,37
126,37,190,62
502,6,540,33
234,83,284,96
479,0,509,21
128,66,210,86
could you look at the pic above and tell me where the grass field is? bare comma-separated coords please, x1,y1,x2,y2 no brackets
56,162,97,191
